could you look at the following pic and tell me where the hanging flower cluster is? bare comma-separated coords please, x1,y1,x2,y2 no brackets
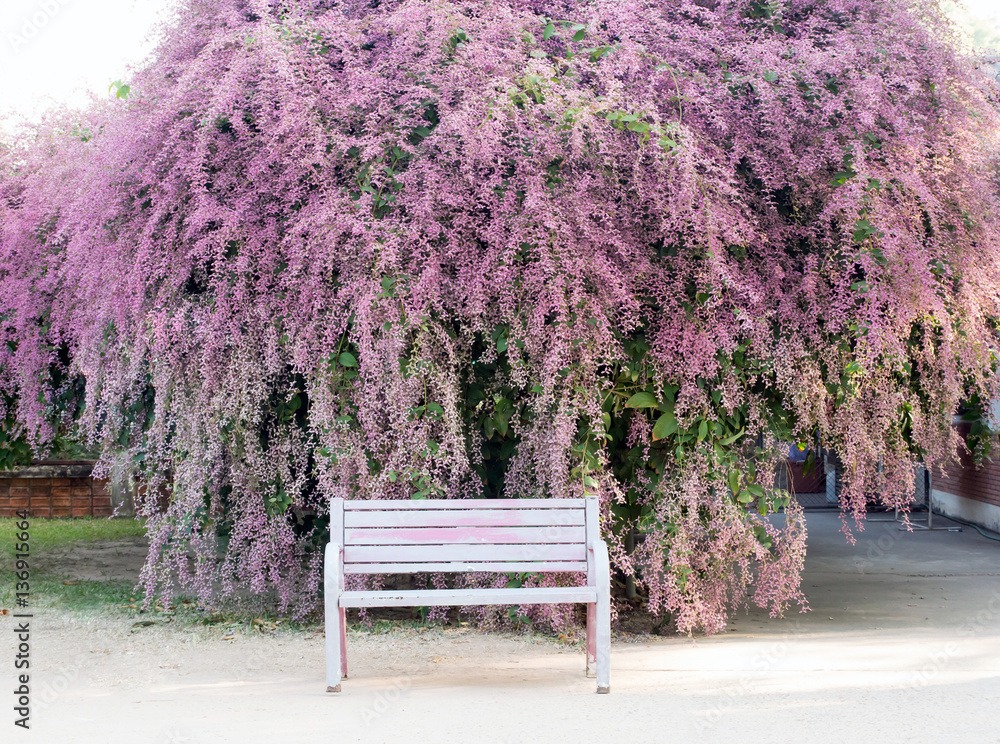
2,0,998,631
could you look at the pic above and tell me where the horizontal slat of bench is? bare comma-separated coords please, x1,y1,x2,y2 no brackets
344,526,586,546
343,560,589,574
344,498,584,510
339,586,597,608
344,508,585,529
344,543,586,564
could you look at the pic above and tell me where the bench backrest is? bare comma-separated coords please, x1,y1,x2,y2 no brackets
331,497,598,575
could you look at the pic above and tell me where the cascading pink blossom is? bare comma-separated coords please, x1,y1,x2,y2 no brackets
1,0,998,631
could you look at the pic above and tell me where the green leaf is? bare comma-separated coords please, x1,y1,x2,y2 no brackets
852,218,878,243
727,470,740,494
830,168,856,187
109,79,130,100
496,335,508,353
588,45,613,62
338,351,358,368
494,415,509,437
658,136,678,151
866,246,888,267
543,20,555,40
410,125,432,143
652,411,677,441
697,419,709,442
719,429,744,446
571,24,587,41
625,392,658,409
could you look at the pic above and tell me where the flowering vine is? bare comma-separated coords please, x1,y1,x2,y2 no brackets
1,0,998,632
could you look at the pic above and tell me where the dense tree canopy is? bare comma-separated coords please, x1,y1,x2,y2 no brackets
2,0,999,631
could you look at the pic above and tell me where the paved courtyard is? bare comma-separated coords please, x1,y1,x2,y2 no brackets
10,511,1000,743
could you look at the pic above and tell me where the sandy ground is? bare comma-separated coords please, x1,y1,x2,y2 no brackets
5,511,1000,744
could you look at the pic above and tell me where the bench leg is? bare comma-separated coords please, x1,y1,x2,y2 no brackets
325,542,344,693
585,603,597,677
594,543,611,694
340,607,349,680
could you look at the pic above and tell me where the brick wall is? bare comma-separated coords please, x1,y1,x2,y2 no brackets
0,462,114,518
789,461,825,494
936,423,1000,508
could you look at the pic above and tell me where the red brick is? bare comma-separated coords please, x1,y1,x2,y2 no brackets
30,503,52,518
51,488,71,515
938,422,1000,506
29,485,51,504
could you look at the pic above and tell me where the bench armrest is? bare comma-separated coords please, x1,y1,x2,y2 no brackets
588,540,610,587
325,543,344,600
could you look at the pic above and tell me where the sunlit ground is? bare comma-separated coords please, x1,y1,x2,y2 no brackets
11,510,1000,743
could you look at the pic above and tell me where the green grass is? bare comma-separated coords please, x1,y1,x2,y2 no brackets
0,517,320,627
0,516,147,559
0,517,147,612
5,576,144,612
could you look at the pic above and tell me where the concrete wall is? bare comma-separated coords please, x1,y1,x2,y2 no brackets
931,488,1000,533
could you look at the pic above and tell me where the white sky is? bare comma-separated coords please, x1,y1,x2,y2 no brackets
0,0,177,132
0,0,998,135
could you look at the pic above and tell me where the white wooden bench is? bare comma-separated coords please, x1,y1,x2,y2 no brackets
325,497,611,693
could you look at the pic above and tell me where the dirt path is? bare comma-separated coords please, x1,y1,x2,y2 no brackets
5,512,1000,743
32,537,148,582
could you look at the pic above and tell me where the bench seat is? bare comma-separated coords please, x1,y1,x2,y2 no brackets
339,586,599,608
